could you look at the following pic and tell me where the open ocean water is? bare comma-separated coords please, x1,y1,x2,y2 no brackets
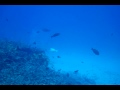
0,5,120,85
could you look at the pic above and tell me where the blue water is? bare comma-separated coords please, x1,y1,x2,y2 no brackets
0,5,120,85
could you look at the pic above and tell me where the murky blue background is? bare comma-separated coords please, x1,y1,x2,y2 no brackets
0,5,120,85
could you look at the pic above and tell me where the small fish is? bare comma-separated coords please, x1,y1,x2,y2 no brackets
42,28,50,32
57,56,61,58
50,48,58,52
74,70,79,74
91,48,99,55
51,33,60,38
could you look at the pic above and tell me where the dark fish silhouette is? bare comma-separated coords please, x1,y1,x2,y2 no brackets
51,33,60,38
57,56,61,58
91,48,99,55
42,28,50,32
74,70,79,74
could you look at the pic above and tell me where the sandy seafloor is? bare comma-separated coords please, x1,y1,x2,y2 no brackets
46,49,120,85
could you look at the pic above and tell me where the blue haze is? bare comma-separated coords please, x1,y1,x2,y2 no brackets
0,5,120,84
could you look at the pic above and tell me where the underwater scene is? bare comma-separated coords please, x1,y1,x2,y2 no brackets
0,5,120,85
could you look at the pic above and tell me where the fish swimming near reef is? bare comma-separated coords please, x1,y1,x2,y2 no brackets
50,48,58,52
74,70,79,74
51,33,60,38
91,48,99,55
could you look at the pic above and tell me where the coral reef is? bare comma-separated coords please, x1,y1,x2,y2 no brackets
0,39,96,85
